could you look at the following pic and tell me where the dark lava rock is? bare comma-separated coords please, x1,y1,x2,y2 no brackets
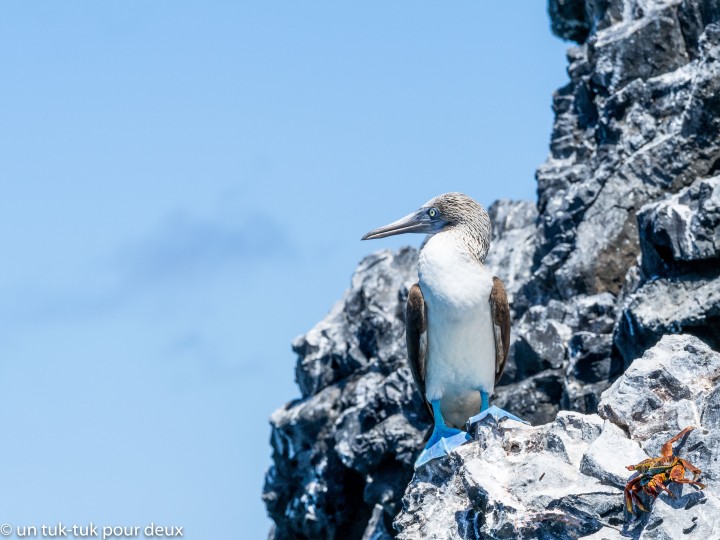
264,249,425,540
521,4,720,316
548,0,591,44
638,175,720,276
615,275,720,366
265,2,720,537
264,206,541,539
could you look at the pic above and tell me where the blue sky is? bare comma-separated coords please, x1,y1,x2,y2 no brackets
0,2,567,538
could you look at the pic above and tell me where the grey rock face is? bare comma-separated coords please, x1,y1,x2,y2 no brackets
485,200,538,308
395,413,622,539
548,0,591,43
499,290,621,422
264,248,426,540
264,206,540,539
265,1,720,537
615,275,720,365
395,335,720,540
505,0,720,421
600,335,720,539
638,176,720,273
519,1,720,309
292,248,417,399
614,175,720,365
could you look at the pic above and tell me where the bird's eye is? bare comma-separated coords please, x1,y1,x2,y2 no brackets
428,208,437,218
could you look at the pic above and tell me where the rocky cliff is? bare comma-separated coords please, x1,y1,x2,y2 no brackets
395,335,720,539
263,1,720,538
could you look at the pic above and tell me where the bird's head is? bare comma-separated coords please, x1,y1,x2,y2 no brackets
361,192,492,261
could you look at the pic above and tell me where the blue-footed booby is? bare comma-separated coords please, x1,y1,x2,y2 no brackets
362,192,527,467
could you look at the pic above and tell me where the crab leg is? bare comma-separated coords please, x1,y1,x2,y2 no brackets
624,484,635,513
678,459,704,481
647,473,674,498
669,464,706,489
625,477,649,513
623,426,704,516
660,426,695,457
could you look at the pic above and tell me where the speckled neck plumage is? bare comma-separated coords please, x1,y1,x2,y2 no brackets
430,192,492,264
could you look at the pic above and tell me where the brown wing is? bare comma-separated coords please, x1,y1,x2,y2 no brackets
489,277,511,385
406,283,432,419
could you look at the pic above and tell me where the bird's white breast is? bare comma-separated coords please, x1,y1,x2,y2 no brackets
418,231,496,428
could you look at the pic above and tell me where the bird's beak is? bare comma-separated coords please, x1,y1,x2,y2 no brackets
361,208,434,240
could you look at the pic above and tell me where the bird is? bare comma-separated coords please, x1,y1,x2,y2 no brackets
362,192,527,468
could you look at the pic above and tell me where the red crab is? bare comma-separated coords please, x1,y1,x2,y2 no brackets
624,426,706,514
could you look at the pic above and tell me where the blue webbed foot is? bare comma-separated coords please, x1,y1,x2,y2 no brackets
466,405,530,429
414,425,472,468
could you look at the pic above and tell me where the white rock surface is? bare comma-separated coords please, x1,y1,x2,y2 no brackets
394,335,720,540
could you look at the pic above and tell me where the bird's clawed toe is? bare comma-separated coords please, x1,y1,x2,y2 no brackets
466,405,530,430
414,426,471,468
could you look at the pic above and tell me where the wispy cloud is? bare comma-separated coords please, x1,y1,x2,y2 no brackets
117,210,292,283
0,207,294,325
